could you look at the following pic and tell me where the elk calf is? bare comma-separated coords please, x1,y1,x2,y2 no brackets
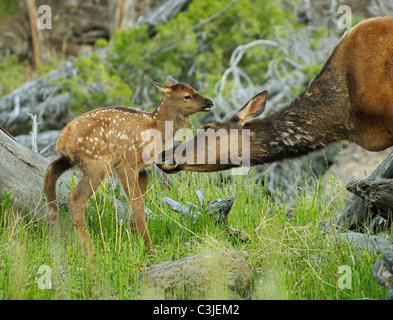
44,76,213,253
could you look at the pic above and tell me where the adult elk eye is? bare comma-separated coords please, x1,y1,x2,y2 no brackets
184,95,192,100
203,126,210,131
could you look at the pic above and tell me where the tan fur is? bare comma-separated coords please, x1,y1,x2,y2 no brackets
333,16,393,151
44,76,213,253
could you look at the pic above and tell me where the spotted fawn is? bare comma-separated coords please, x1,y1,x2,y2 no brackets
44,75,213,253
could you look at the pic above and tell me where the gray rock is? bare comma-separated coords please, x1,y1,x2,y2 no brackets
373,242,393,300
139,248,252,299
162,189,235,223
205,196,235,224
337,232,391,254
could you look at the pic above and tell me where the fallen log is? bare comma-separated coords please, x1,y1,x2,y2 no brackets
0,62,75,134
346,177,393,222
334,150,393,230
0,126,129,220
0,125,61,217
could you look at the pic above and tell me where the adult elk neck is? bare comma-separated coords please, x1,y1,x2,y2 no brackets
246,67,351,165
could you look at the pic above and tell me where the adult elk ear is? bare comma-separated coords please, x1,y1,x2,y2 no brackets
150,79,173,96
166,75,178,86
235,90,268,124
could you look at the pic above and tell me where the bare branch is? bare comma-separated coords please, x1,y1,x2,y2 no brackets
190,0,241,31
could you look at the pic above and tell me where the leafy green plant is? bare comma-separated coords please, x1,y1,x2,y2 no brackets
0,0,19,20
109,0,288,97
0,55,28,97
64,53,134,114
59,0,293,116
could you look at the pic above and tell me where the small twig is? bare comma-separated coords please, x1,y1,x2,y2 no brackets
26,112,40,153
39,142,54,156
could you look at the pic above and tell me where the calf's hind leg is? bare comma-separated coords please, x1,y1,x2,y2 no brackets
44,156,73,226
68,162,110,250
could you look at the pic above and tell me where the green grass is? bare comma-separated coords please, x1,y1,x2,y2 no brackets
0,168,390,300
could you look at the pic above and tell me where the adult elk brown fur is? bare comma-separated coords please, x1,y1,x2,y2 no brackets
44,76,213,253
158,17,393,174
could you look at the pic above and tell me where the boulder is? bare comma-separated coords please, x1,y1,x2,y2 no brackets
337,232,391,254
373,242,393,300
139,248,252,299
